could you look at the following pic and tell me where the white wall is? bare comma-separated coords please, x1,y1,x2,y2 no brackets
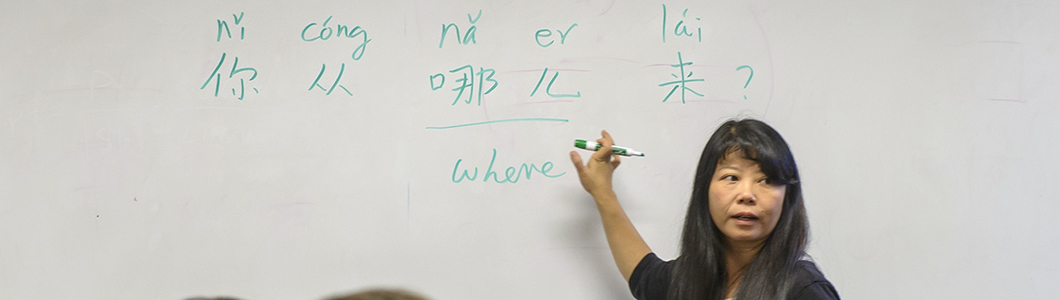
2,0,1058,299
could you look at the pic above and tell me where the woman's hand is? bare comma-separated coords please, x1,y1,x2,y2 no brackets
569,130,622,198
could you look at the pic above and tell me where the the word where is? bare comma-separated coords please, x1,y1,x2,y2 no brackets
452,149,565,183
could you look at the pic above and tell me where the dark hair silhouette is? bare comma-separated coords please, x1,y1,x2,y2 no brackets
325,288,428,300
669,119,808,300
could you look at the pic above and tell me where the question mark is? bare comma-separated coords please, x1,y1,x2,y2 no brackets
736,65,753,99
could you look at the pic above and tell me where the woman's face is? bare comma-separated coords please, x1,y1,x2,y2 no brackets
709,151,787,248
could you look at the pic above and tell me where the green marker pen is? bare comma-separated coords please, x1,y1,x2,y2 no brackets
574,139,645,157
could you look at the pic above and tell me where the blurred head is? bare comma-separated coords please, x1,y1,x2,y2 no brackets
325,288,428,300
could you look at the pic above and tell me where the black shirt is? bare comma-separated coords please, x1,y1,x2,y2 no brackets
629,253,840,300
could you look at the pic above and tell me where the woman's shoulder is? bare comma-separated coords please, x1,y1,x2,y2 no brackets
792,260,828,283
628,253,673,300
788,260,840,300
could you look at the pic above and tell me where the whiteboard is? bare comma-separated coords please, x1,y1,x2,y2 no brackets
2,0,1059,299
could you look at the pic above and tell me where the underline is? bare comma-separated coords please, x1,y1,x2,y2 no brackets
426,118,569,129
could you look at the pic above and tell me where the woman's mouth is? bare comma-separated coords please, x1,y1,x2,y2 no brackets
731,212,759,225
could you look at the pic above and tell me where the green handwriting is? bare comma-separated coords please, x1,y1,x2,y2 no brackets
439,10,482,48
426,118,568,130
452,149,565,183
535,23,578,47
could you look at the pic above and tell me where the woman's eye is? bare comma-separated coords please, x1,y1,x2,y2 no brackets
757,177,772,184
722,175,738,181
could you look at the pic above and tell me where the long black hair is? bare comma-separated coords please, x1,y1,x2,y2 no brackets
669,119,809,300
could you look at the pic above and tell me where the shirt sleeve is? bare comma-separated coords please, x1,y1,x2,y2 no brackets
628,253,673,300
791,281,841,300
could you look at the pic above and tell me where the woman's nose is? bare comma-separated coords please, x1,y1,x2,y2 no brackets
736,180,757,204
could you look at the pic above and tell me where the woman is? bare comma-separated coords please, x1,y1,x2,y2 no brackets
569,119,839,300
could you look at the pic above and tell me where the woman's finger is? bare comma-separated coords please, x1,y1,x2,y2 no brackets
601,130,614,145
569,150,585,171
593,131,615,162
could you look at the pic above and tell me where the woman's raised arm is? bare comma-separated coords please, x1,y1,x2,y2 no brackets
569,130,652,281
